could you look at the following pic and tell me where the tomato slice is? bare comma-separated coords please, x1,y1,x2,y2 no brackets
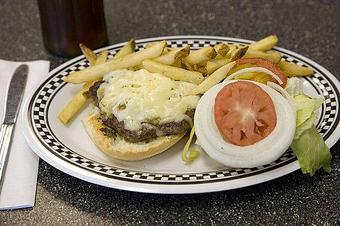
214,81,277,146
235,58,288,88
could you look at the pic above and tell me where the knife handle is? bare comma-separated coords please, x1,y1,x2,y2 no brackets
0,123,15,189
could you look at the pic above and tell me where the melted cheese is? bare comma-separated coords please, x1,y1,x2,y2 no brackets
98,69,200,130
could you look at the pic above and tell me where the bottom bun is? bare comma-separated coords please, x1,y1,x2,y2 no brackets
83,114,185,161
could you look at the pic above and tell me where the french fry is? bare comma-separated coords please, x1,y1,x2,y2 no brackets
224,44,238,59
145,41,170,53
184,47,217,67
59,50,109,124
145,41,162,48
172,59,185,68
58,79,96,125
194,45,233,75
162,47,170,54
214,43,229,57
79,43,97,65
160,47,170,54
153,46,190,65
278,61,314,77
81,50,108,89
78,50,108,93
142,59,204,85
206,58,231,75
229,46,248,61
95,50,108,64
79,51,108,95
114,39,135,59
58,91,88,125
192,64,208,76
187,62,236,95
249,35,278,51
266,50,282,63
64,41,167,83
244,49,281,63
82,79,100,90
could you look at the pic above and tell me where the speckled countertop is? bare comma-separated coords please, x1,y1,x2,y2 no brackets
0,0,339,225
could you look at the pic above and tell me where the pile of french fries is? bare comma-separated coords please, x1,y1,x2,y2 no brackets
59,35,314,125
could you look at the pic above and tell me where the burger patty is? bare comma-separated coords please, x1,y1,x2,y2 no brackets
85,81,103,105
86,82,193,143
100,114,191,143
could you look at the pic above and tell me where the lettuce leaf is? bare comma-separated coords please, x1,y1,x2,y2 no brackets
312,98,324,111
285,77,303,96
294,112,316,139
285,77,331,175
294,95,323,126
291,126,332,176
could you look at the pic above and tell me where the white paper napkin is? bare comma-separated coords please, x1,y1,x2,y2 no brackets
0,59,50,210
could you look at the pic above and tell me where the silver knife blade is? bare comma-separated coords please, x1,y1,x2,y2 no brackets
3,64,29,124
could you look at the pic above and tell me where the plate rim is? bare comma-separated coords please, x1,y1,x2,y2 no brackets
22,35,340,194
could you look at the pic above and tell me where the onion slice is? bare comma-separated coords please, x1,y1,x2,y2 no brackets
267,81,296,111
235,57,288,87
194,80,296,168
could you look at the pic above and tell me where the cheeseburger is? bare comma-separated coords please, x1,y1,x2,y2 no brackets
83,69,200,160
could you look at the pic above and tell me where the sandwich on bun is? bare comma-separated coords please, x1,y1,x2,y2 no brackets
83,69,200,160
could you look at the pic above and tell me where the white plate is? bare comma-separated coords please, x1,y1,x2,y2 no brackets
22,36,340,194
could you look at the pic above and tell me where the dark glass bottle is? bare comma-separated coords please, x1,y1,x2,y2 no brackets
37,0,108,57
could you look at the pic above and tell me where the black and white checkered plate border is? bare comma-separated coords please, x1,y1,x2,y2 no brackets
27,36,340,186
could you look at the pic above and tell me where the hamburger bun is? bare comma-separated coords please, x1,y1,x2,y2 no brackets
83,113,185,161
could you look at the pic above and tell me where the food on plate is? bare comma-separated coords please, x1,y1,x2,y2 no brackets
153,46,190,66
278,61,314,77
79,43,97,65
214,43,230,57
59,47,108,124
291,126,331,175
183,47,217,69
181,127,200,163
187,62,235,95
95,50,109,64
244,49,281,63
194,80,296,168
205,58,231,75
59,35,332,175
64,41,167,83
114,39,135,59
200,45,247,76
142,59,204,84
285,80,331,175
192,63,331,174
214,81,277,146
233,58,288,87
229,46,249,61
83,69,200,160
248,35,278,51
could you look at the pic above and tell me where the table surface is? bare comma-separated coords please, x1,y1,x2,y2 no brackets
1,0,339,225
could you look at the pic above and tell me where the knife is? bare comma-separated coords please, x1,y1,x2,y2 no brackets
0,64,28,189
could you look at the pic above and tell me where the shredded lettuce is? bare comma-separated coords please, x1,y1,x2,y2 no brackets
289,90,331,175
285,77,303,97
284,78,332,175
312,98,324,111
294,112,316,139
294,94,323,126
182,127,200,163
291,126,332,175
